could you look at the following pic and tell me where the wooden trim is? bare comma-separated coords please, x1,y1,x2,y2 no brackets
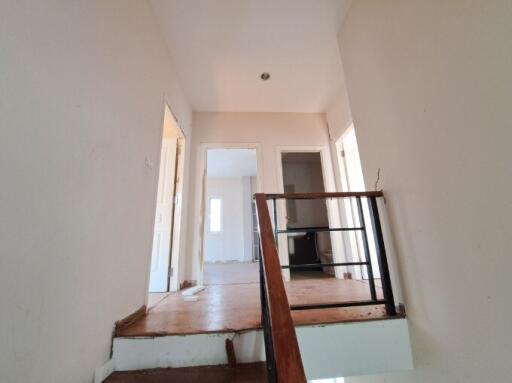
255,194,307,383
115,305,147,337
264,191,384,200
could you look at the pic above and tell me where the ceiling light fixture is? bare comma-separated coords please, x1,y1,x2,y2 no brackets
260,72,270,81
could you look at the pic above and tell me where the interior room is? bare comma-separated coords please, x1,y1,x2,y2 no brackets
281,152,335,280
202,148,259,285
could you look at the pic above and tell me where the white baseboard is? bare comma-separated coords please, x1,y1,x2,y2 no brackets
94,358,114,383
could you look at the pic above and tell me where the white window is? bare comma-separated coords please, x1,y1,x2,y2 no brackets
209,197,222,233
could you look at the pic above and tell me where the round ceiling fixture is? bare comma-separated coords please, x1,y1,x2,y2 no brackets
260,72,270,81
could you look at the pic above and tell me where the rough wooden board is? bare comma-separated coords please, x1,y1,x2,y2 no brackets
104,362,267,383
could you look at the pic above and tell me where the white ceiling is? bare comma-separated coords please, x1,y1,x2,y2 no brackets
151,0,351,113
207,149,257,178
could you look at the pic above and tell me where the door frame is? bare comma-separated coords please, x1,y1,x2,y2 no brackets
147,102,187,294
275,145,349,280
168,132,186,292
196,143,264,286
335,124,380,280
335,125,363,279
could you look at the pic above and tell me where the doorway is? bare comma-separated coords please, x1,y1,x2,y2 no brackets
280,152,335,280
336,125,380,280
201,148,260,285
148,104,185,294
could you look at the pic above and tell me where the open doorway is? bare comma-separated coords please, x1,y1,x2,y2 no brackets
280,152,335,280
202,148,260,285
148,104,186,298
336,125,380,281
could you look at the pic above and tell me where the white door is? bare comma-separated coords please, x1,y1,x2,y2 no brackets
338,127,380,279
149,138,178,292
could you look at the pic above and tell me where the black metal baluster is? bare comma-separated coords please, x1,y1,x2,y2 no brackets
272,198,278,250
367,197,397,316
356,197,377,301
259,250,276,382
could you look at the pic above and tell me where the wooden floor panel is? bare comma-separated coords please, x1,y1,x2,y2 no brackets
120,276,387,337
105,363,267,383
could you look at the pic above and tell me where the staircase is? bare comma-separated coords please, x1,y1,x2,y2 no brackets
103,191,413,382
105,362,267,383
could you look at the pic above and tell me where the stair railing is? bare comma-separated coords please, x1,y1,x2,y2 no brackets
254,193,307,383
255,191,399,382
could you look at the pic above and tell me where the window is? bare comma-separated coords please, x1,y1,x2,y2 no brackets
209,197,222,233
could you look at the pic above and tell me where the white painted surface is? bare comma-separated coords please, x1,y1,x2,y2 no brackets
113,331,265,371
0,2,191,382
181,285,206,297
336,128,380,280
242,177,255,262
168,136,187,292
150,0,352,112
149,138,178,292
204,178,246,263
206,149,257,178
299,320,413,380
94,359,114,383
338,2,512,382
326,89,358,276
186,113,334,282
113,319,412,379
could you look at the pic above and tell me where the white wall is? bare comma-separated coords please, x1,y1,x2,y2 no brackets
326,86,354,193
242,176,255,262
204,177,246,263
186,112,332,282
338,1,512,382
0,1,191,382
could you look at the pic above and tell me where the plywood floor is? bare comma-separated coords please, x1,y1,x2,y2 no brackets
105,362,267,383
121,276,387,337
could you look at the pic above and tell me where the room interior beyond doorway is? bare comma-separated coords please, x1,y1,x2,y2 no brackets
202,148,260,286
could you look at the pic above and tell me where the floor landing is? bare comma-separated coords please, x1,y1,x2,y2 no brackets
118,273,387,337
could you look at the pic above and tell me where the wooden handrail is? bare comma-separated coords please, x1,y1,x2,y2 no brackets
254,193,307,383
264,191,384,200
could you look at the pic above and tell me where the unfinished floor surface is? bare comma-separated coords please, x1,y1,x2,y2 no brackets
119,277,386,337
105,363,267,383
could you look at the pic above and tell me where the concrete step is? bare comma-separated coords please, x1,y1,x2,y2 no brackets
104,362,266,383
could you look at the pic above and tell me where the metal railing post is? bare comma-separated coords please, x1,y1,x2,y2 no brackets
272,198,278,250
356,196,378,301
259,248,277,382
367,196,397,316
